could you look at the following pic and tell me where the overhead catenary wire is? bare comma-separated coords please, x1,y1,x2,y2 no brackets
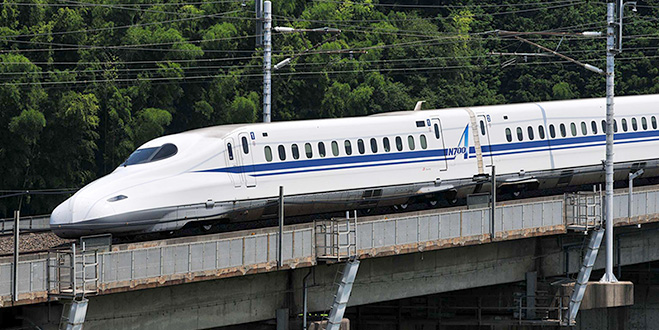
9,41,659,79
1,34,657,84
310,0,585,9
0,2,652,86
3,52,658,87
274,1,588,24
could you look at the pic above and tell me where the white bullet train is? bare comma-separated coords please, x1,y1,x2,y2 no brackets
50,94,659,238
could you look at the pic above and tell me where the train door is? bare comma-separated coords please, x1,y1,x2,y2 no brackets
224,137,242,188
430,118,448,171
477,114,493,166
237,133,257,188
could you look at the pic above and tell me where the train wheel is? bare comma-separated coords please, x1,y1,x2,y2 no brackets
358,208,373,216
426,199,439,208
392,203,409,212
444,190,459,205
511,186,525,198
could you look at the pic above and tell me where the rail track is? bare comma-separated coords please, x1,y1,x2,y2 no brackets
2,179,659,258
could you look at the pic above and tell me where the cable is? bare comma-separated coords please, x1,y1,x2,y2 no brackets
0,0,246,6
0,9,245,40
310,0,585,9
274,2,588,24
0,33,267,52
58,0,218,17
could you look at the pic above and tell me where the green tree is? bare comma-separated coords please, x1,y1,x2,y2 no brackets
130,108,173,147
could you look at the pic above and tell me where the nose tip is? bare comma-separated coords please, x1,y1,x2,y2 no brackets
50,199,72,226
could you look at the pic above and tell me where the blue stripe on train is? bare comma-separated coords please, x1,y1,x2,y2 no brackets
198,149,451,174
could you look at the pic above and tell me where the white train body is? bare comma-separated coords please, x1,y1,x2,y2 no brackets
51,95,659,237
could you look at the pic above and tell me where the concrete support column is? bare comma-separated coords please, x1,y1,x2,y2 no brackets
526,271,537,319
276,308,289,330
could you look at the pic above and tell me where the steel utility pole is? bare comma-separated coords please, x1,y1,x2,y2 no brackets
601,0,636,283
600,0,636,283
262,1,272,123
12,210,19,302
600,1,617,283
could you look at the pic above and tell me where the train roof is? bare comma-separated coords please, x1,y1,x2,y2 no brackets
178,94,659,139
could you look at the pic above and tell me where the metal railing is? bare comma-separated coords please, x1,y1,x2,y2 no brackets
565,187,603,231
514,293,570,325
315,212,358,261
47,243,99,298
0,214,50,235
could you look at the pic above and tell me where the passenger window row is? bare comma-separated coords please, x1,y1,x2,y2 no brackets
504,116,658,142
263,134,428,162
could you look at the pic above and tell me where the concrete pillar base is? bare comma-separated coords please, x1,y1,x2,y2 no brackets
309,318,349,330
562,281,634,310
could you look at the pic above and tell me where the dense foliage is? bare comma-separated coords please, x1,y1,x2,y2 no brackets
1,0,658,216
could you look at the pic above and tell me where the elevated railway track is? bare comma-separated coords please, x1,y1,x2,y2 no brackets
2,181,659,260
2,182,659,329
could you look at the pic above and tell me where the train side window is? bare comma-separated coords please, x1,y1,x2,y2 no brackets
420,135,427,149
383,137,391,152
505,128,512,142
291,144,300,160
516,127,523,141
614,119,618,132
570,123,577,136
408,135,416,150
591,121,598,134
642,117,648,130
318,142,326,157
227,143,234,160
264,146,273,162
331,141,339,156
395,136,403,151
370,138,378,153
549,124,556,138
601,120,606,133
278,145,286,161
538,125,545,139
241,136,249,154
344,140,352,155
581,122,587,135
632,118,638,131
652,116,658,129
527,126,534,140
357,139,365,154
479,120,486,135
305,143,313,158
621,118,628,132
433,123,440,139
559,123,566,137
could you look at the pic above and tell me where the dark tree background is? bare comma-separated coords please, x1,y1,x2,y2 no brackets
1,0,658,217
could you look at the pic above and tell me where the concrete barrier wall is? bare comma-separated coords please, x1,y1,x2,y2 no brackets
612,190,659,219
356,200,563,251
0,215,50,235
0,259,48,296
99,228,314,283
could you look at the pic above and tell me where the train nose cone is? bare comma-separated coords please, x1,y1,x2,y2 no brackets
50,194,117,238
50,198,74,237
50,198,73,226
